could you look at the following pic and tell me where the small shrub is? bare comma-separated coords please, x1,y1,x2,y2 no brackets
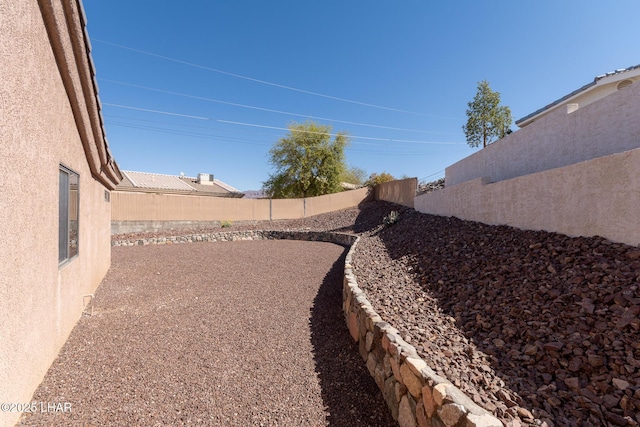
383,210,399,227
365,172,395,188
220,220,233,228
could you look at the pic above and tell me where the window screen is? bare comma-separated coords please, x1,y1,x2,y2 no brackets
59,165,79,265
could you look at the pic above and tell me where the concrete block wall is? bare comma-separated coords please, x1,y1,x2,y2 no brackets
415,147,640,247
375,178,418,208
445,79,640,187
111,188,371,233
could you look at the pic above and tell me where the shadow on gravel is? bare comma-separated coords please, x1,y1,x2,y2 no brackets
309,249,397,427
356,201,640,424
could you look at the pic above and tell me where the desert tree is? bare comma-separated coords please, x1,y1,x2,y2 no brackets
263,121,348,198
364,172,395,188
340,165,368,186
463,80,512,148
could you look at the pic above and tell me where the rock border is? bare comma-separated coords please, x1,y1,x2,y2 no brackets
111,229,357,247
343,238,503,427
112,230,503,426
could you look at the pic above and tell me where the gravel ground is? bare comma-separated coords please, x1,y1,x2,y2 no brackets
20,201,640,426
350,203,640,426
19,240,395,426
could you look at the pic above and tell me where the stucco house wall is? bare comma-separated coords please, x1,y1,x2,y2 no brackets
446,79,640,187
0,1,121,426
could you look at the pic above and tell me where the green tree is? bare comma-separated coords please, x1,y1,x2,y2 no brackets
364,172,395,188
340,165,367,186
263,121,349,198
462,80,512,148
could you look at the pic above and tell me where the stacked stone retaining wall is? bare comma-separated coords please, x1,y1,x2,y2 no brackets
112,230,503,426
111,229,357,247
343,238,503,427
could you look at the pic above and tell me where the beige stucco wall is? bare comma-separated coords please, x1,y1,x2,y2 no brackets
111,188,371,225
111,192,272,221
447,81,640,187
415,147,640,247
374,178,417,208
0,1,114,426
304,187,371,216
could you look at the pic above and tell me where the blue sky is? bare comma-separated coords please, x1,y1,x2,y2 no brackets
84,1,640,191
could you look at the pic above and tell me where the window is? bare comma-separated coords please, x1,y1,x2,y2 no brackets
59,165,79,265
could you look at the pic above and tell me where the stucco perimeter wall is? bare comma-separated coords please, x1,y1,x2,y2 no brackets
111,188,371,234
0,1,113,426
375,178,417,208
446,81,640,187
416,147,640,247
306,187,372,217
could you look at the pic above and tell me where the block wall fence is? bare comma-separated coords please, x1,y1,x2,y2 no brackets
445,80,640,187
111,187,371,234
111,178,420,235
416,78,640,248
375,178,417,208
416,146,640,247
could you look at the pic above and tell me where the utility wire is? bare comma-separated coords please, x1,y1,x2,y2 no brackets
104,103,210,120
106,121,438,155
103,103,462,146
100,78,460,135
419,170,446,181
92,38,455,119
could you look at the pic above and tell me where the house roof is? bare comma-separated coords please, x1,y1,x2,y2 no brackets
118,171,244,197
41,0,122,189
180,176,241,193
121,171,195,191
516,64,640,128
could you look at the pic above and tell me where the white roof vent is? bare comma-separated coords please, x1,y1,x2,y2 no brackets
617,79,633,90
197,173,215,185
567,103,579,114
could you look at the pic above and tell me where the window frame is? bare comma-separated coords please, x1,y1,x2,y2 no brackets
59,165,79,267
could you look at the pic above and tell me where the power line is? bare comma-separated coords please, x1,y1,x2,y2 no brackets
103,102,462,146
107,121,273,147
92,38,455,118
419,170,445,181
105,114,437,148
105,120,440,155
100,78,460,135
104,103,210,120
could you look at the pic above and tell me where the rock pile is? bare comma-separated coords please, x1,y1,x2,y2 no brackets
417,178,445,195
352,203,640,426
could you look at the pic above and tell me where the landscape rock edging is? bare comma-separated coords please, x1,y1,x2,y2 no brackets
112,230,503,426
111,229,357,247
343,237,504,427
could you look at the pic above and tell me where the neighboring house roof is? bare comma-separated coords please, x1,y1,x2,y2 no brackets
180,176,241,193
118,171,244,198
121,171,195,191
516,64,640,128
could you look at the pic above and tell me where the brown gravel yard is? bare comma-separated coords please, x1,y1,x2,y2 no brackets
18,201,640,426
19,240,395,426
